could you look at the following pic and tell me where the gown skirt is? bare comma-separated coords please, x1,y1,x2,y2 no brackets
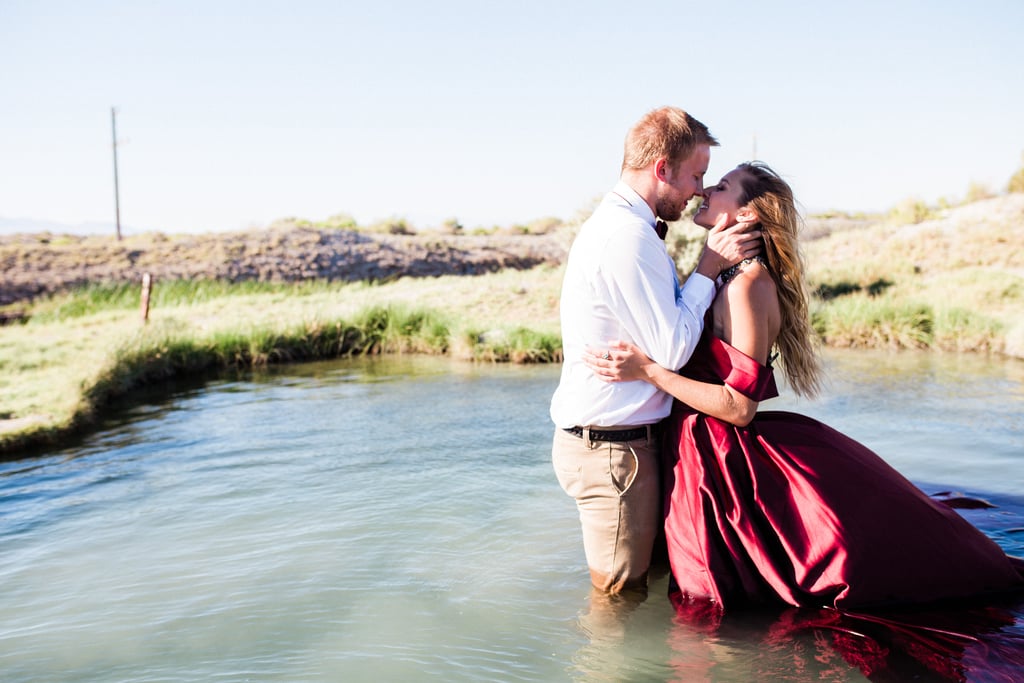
662,335,1024,611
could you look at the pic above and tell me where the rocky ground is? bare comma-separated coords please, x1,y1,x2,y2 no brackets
0,228,571,308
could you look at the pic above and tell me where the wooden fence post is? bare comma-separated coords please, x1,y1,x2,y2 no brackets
140,273,152,323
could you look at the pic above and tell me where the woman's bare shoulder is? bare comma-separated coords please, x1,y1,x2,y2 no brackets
718,267,780,362
724,266,777,306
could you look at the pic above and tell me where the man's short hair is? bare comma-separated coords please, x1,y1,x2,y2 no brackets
622,106,719,171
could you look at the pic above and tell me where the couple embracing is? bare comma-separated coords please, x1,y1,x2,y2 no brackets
549,106,1023,611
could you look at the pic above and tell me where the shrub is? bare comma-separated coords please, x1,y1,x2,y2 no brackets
1008,155,1024,194
523,217,564,235
441,218,463,235
366,218,415,235
887,198,934,225
320,213,359,230
964,182,995,203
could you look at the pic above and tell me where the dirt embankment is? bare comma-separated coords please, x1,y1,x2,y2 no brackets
5,193,1023,310
0,228,570,307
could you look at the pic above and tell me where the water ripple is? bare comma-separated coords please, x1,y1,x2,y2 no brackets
0,354,1020,682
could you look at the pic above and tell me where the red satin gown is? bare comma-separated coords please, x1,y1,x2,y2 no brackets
662,333,1024,611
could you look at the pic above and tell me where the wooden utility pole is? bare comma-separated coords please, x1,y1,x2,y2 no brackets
111,107,122,241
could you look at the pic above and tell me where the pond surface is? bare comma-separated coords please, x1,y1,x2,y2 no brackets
1,350,1022,682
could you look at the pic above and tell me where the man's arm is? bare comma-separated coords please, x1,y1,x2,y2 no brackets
596,216,762,371
596,228,709,371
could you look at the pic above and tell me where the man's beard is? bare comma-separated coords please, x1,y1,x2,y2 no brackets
655,196,685,223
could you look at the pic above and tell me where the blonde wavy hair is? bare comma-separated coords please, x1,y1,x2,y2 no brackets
736,162,821,397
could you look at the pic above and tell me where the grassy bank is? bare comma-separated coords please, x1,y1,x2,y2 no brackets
0,269,563,455
2,194,1022,456
803,195,1024,356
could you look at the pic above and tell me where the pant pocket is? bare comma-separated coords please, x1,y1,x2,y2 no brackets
608,443,639,496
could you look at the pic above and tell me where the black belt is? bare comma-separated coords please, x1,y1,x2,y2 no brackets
564,425,653,442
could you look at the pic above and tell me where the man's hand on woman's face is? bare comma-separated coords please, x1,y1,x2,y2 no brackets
705,213,762,273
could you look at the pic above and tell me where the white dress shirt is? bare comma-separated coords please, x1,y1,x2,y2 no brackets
549,181,715,428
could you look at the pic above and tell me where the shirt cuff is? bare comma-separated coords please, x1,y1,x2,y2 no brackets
681,272,716,308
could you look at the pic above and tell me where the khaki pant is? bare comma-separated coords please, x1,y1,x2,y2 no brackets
552,426,661,593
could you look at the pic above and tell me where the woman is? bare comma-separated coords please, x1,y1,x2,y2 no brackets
584,162,1024,611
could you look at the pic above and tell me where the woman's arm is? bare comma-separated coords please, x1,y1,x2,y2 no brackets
585,343,760,426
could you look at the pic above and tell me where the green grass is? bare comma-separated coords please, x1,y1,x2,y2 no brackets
0,272,563,455
460,326,563,363
812,296,935,349
78,304,451,412
28,279,350,321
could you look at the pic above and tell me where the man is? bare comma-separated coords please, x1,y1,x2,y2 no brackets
550,106,760,593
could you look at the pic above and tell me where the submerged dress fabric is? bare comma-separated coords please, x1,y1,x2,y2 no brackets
662,334,1024,611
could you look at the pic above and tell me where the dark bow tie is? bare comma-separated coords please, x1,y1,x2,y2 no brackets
654,220,667,240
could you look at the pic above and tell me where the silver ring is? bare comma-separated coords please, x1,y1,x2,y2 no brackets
602,351,611,361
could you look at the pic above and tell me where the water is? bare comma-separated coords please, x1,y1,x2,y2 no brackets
0,350,1022,682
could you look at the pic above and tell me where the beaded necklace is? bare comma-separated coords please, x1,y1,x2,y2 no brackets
718,255,769,285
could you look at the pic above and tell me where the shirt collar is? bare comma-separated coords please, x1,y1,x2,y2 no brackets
610,180,657,229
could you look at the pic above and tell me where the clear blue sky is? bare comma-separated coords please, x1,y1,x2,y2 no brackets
2,0,1022,234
